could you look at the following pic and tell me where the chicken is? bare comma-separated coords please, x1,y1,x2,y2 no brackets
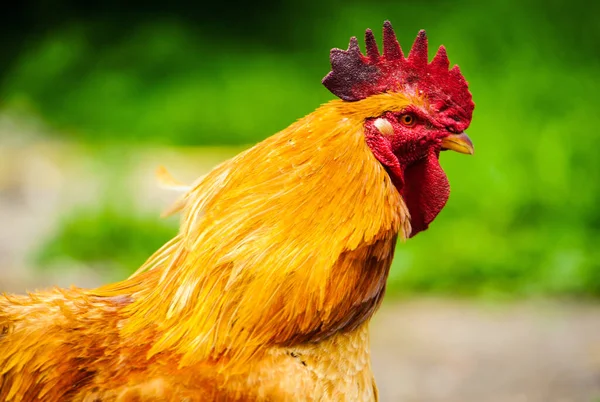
0,21,474,401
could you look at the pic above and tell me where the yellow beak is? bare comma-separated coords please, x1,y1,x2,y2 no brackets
441,132,474,155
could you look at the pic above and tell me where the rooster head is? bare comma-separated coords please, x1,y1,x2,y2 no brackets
323,21,475,237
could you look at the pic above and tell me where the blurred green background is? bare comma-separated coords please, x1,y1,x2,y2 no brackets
1,0,599,298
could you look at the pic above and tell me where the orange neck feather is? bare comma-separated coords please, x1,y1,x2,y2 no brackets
94,94,413,368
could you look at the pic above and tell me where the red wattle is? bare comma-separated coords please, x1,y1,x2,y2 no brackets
400,150,450,237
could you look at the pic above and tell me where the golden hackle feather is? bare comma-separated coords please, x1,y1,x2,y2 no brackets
1,91,419,400
94,92,415,371
155,165,207,218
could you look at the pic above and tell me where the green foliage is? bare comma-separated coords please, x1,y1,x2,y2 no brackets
35,206,178,280
1,22,327,145
4,0,600,297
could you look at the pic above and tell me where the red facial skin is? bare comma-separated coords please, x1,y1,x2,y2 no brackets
364,107,470,237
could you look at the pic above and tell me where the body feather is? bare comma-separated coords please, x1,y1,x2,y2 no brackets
1,94,413,400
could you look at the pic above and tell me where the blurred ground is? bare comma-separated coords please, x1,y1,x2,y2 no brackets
1,115,599,402
371,300,600,402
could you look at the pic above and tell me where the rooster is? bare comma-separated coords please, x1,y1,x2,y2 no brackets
0,21,474,401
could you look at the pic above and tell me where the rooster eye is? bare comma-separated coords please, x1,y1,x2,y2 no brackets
399,113,416,127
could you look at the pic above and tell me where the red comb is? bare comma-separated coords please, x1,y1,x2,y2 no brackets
322,21,474,124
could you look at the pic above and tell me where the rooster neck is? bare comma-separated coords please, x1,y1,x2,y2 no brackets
282,231,399,344
94,100,410,369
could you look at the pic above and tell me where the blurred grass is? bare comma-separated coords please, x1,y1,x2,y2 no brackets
3,0,600,297
35,206,178,281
